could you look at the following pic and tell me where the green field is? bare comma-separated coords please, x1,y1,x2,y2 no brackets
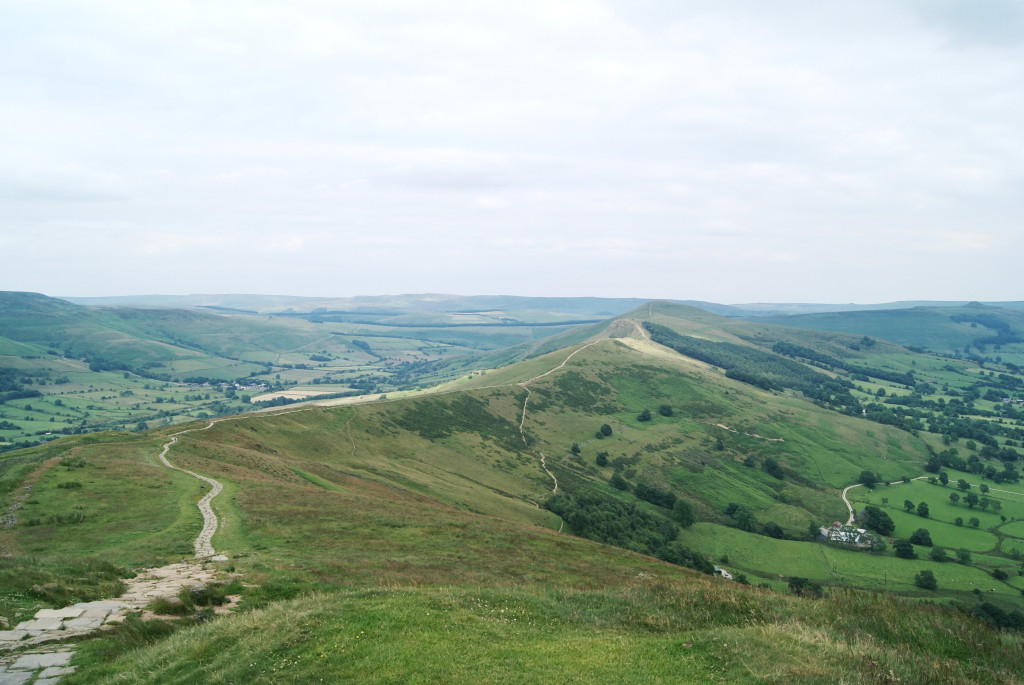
6,297,1024,682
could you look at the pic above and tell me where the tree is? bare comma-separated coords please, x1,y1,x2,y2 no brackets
955,517,964,526
609,473,629,491
980,483,990,494
917,501,930,518
570,442,581,455
903,500,915,513
858,470,878,488
637,408,652,422
949,492,960,505
939,471,949,486
969,517,981,528
914,570,938,590
672,499,695,528
929,547,948,562
992,568,1009,581
865,533,887,554
734,507,758,532
894,539,917,559
979,497,991,511
957,479,971,491
861,505,895,536
726,503,757,532
762,522,785,539
715,437,726,451
761,458,784,480
658,404,673,417
956,548,972,564
595,451,609,467
909,528,932,546
965,492,979,508
599,423,613,437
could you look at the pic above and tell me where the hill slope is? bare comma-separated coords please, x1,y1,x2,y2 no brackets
4,301,1024,682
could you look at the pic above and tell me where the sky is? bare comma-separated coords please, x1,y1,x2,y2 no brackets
2,0,1023,304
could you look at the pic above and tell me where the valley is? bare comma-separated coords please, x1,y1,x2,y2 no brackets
3,295,1024,682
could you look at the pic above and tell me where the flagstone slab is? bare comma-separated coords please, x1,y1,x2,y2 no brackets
63,618,103,631
10,651,73,670
0,631,29,643
13,618,62,631
39,665,75,678
34,608,83,620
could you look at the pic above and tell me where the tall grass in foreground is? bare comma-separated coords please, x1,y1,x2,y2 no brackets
66,580,1024,684
0,557,127,624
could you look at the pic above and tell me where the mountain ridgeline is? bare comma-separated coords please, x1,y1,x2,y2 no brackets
5,297,1024,681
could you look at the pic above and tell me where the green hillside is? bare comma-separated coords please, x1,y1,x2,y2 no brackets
0,292,615,451
754,303,1024,364
4,301,1024,682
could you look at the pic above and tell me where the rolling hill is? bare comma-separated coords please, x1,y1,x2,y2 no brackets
755,303,1024,364
5,300,1024,681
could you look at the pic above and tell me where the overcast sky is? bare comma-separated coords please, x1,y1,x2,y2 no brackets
2,1,1023,303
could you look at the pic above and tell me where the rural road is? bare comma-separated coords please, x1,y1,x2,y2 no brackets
841,475,936,526
157,421,225,559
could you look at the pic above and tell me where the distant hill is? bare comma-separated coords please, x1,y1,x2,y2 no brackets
67,292,1024,318
753,303,1024,362
734,300,1024,315
6,298,1024,682
64,293,752,317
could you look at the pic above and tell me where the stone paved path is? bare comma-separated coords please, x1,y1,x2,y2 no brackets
157,422,227,559
0,561,226,682
1,421,234,682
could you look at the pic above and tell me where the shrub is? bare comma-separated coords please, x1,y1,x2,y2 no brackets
787,576,823,598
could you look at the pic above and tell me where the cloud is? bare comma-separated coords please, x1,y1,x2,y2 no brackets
1,1,1022,302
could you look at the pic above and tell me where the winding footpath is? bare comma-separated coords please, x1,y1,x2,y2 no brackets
514,341,602,531
517,341,601,495
157,421,227,559
1,423,233,679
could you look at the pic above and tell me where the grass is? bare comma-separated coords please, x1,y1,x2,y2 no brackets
678,523,1021,603
851,479,1024,552
1,434,201,566
65,581,1024,684
0,556,128,626
7,302,1024,682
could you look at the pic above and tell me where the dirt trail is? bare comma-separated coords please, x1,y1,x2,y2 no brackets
515,341,602,530
157,421,226,559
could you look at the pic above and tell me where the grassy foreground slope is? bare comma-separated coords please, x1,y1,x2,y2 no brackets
4,302,1024,682
5,422,1018,683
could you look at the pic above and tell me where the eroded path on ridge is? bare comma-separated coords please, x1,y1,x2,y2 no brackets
516,341,602,529
157,421,227,559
